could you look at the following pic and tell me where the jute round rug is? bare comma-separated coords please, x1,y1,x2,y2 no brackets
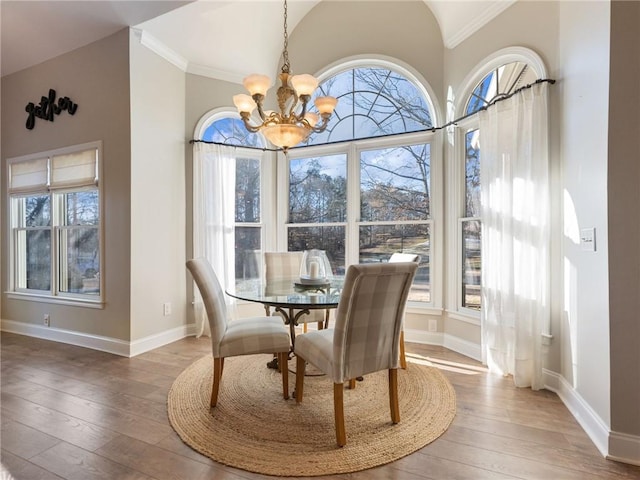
167,354,456,477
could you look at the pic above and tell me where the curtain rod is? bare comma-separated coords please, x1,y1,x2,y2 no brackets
189,78,556,152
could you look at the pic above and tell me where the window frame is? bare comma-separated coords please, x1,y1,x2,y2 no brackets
279,129,443,311
194,109,276,284
7,141,104,308
457,119,482,317
449,47,547,320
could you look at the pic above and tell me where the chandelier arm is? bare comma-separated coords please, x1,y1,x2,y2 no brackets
310,115,331,133
297,94,311,120
251,94,267,121
239,114,263,133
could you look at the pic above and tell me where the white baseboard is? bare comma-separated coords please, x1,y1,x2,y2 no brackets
404,328,443,346
404,329,482,362
443,333,482,361
543,368,640,465
129,323,197,356
608,431,640,466
542,368,610,457
1,319,196,358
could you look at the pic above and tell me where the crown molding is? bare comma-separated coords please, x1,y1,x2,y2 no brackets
445,1,517,49
186,62,245,85
133,28,188,72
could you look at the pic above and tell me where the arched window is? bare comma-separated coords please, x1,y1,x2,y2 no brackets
465,61,538,115
284,62,440,305
454,48,545,314
201,116,266,149
194,112,270,283
306,66,434,145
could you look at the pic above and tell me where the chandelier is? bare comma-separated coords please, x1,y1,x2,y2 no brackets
233,0,337,152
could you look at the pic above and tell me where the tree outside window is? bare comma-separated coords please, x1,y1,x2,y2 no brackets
287,66,434,302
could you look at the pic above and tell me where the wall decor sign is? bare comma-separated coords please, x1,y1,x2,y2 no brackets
25,88,78,130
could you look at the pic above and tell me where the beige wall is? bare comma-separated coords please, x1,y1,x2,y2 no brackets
1,29,132,341
129,30,187,341
608,0,640,440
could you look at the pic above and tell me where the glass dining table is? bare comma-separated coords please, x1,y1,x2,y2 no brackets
226,277,343,350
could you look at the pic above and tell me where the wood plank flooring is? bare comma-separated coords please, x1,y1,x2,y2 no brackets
2,331,639,480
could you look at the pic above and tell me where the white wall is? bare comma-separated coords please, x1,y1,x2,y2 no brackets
129,30,187,341
557,0,611,428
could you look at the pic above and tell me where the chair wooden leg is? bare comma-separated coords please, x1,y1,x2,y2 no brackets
334,383,346,447
317,321,323,330
211,357,223,407
295,355,306,403
399,330,407,369
279,352,289,399
389,368,400,423
303,323,308,333
348,378,356,389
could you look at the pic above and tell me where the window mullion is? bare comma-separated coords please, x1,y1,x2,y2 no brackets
52,192,62,296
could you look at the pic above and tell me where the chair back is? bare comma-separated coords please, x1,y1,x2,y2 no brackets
264,251,325,324
186,258,228,356
332,262,417,382
389,252,420,263
265,251,304,280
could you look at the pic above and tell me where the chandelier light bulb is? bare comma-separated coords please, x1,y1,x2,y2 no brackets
233,94,257,114
290,74,319,97
243,74,271,97
314,96,338,115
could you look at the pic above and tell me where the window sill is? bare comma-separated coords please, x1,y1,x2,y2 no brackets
6,291,104,309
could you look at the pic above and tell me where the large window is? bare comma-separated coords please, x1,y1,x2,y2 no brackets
457,57,540,312
306,67,433,145
287,153,347,274
286,65,437,303
201,116,267,283
8,143,102,303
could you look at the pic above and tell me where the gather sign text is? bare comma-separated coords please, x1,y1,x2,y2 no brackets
25,89,78,130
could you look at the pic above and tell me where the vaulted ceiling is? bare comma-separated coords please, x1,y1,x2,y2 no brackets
1,0,516,79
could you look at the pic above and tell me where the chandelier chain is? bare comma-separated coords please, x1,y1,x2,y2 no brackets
282,0,290,73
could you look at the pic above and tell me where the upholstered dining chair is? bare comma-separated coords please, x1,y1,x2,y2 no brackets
186,258,291,406
294,262,418,447
264,251,329,331
389,252,420,369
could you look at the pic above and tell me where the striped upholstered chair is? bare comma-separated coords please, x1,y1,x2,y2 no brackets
389,252,420,369
264,252,328,331
186,258,291,406
294,262,418,447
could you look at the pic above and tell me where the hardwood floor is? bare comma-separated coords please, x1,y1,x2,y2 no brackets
1,332,639,480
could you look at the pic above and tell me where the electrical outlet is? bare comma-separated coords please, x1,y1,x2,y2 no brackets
163,302,172,316
428,319,437,332
43,314,50,327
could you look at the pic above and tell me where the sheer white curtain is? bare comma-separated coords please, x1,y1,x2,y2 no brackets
192,143,236,337
479,82,550,389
